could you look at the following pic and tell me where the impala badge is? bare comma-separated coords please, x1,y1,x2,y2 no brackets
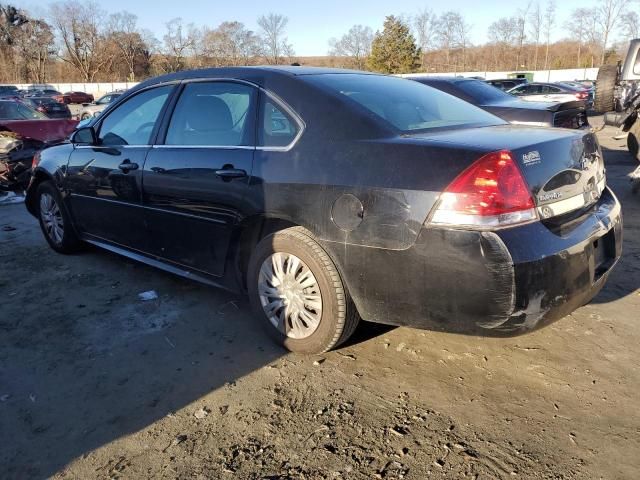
522,150,541,166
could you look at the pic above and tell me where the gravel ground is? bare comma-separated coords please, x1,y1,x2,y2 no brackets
0,123,639,479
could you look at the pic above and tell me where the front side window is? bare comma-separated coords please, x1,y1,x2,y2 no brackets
98,85,172,146
308,74,502,133
165,82,255,146
259,98,300,147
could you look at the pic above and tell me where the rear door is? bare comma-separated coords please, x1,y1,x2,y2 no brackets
141,80,257,277
65,84,175,250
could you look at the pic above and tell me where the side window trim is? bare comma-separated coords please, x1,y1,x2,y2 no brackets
160,79,258,148
91,83,178,147
257,90,305,152
152,78,305,152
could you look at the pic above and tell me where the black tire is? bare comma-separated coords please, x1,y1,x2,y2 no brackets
628,122,640,161
248,227,359,354
594,64,618,114
36,181,82,254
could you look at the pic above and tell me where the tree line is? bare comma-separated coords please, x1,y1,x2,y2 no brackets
0,0,638,84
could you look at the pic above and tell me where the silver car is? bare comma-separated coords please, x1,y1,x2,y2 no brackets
78,92,122,120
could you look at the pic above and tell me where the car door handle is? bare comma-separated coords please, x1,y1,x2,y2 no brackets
118,160,139,172
215,168,247,179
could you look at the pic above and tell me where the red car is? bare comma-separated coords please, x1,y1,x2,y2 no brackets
0,99,77,192
63,91,94,104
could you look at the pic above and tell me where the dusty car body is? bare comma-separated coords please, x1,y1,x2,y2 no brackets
26,67,622,353
413,77,589,129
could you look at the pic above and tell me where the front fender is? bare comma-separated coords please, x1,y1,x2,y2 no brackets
25,143,74,216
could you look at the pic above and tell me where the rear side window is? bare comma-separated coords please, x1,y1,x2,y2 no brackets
308,74,501,132
166,82,255,146
258,97,300,147
99,86,172,146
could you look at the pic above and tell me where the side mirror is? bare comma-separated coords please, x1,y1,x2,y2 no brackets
71,126,96,145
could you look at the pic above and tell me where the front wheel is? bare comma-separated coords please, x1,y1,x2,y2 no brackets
36,181,82,254
248,227,359,354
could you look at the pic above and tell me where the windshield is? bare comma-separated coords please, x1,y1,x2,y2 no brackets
307,74,503,132
0,101,46,119
455,80,514,103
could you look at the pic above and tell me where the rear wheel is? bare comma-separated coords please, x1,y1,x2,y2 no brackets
80,113,91,120
36,181,82,254
248,227,359,354
594,65,618,113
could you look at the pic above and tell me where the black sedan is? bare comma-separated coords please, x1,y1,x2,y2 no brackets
413,77,589,129
26,67,622,353
23,97,72,119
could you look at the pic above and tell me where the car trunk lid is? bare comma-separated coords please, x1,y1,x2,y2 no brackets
407,125,606,220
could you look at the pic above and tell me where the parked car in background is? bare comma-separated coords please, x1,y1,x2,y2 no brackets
78,92,123,120
508,82,593,107
0,85,19,98
485,78,528,91
23,97,72,119
413,77,589,129
27,67,621,354
0,99,77,192
24,89,66,104
63,91,94,104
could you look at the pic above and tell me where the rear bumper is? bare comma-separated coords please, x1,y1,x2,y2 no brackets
326,187,622,335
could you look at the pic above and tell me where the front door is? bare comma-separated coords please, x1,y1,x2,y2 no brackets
141,81,257,277
65,85,174,250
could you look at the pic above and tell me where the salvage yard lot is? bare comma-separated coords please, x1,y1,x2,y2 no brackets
1,123,639,479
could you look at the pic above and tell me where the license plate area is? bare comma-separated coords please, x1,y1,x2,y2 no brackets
592,228,616,281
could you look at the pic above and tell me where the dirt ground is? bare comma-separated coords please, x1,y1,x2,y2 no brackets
1,123,639,480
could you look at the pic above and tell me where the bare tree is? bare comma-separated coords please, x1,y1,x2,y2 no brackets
257,13,292,65
488,17,518,70
435,11,468,69
162,18,197,72
202,21,260,66
596,0,631,64
620,10,639,42
529,2,543,70
108,11,148,81
542,0,556,70
14,18,54,82
515,2,531,70
49,0,114,82
565,8,593,67
413,8,437,65
328,25,373,70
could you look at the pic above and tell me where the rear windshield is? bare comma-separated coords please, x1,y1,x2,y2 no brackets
455,80,514,103
307,74,503,132
0,101,46,119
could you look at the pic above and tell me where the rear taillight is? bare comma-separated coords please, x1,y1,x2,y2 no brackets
36,106,46,112
429,150,538,228
575,91,588,100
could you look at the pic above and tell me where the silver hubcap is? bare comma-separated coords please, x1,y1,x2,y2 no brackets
258,253,323,339
39,193,64,244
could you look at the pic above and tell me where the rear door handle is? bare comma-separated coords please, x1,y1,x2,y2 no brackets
118,160,139,172
215,168,247,179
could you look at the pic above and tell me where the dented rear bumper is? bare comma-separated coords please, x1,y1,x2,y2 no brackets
326,187,622,335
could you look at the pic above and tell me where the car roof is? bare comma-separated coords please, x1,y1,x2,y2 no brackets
134,66,375,90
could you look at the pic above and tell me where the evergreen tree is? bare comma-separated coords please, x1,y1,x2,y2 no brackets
368,16,421,74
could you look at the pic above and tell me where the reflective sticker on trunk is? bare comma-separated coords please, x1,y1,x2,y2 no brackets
522,150,541,166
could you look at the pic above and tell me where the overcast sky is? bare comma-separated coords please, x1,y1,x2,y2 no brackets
27,0,606,56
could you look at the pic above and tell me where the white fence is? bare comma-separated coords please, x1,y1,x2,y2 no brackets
13,68,601,97
14,82,140,98
402,67,599,82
